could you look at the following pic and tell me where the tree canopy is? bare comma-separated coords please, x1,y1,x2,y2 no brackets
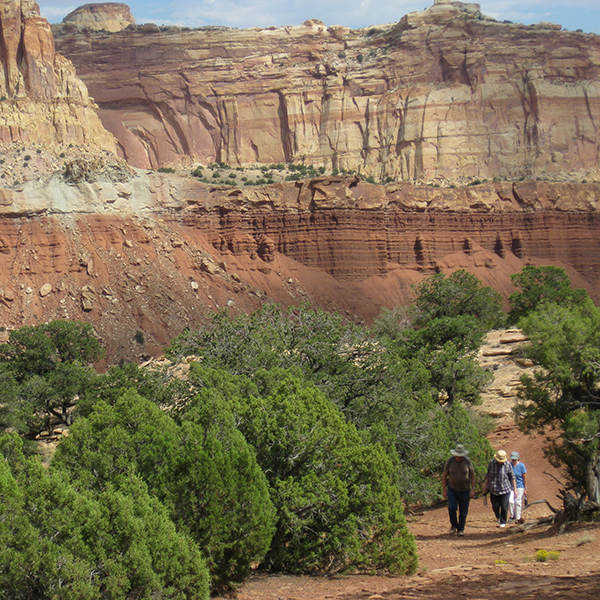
515,300,600,504
52,390,275,594
0,321,104,435
0,433,210,600
183,366,419,575
508,265,592,324
411,269,505,331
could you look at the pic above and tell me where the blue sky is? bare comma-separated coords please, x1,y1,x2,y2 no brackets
38,1,600,34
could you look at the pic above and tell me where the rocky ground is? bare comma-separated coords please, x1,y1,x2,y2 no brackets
0,142,129,187
215,331,600,600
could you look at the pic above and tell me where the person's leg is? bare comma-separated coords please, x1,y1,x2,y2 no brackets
515,488,525,521
447,487,459,532
499,492,510,524
509,490,515,520
457,490,470,533
490,493,501,521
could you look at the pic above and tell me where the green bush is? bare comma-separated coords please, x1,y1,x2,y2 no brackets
188,370,418,575
0,433,210,600
0,321,104,435
52,391,275,594
508,265,591,324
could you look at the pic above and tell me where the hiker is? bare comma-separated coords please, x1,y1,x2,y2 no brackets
442,444,476,536
509,451,528,524
484,449,517,528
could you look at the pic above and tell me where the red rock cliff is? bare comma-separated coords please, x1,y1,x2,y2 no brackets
53,2,600,181
1,173,599,363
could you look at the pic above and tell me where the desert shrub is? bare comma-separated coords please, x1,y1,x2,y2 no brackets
0,321,103,435
190,369,418,574
0,433,209,600
52,391,275,593
411,270,504,331
508,265,591,324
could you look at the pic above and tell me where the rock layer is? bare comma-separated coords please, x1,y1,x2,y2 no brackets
0,0,116,150
1,173,599,362
53,1,600,180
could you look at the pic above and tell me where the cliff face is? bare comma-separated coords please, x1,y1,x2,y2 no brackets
0,0,116,150
1,172,599,363
53,1,600,180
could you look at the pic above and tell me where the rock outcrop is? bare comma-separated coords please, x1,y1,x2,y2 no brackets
1,172,599,363
53,1,600,180
0,0,116,150
62,2,135,33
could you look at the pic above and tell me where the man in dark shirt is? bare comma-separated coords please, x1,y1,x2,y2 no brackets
484,449,517,528
442,444,476,536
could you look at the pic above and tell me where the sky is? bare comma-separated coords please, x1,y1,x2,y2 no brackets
37,0,600,35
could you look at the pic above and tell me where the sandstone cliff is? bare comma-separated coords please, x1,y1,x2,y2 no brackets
1,1,599,365
53,1,600,181
0,0,116,150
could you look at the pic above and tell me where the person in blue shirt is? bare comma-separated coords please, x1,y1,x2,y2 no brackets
509,451,528,524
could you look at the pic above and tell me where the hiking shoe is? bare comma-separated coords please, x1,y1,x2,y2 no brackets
457,531,464,537
499,523,506,528
518,518,525,524
449,527,457,535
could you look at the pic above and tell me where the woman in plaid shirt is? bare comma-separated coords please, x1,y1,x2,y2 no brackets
484,450,517,528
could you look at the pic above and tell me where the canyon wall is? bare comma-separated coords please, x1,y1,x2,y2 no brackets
53,1,600,181
0,0,599,363
0,0,116,150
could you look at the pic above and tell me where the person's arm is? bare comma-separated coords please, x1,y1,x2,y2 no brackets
522,470,527,491
470,465,476,498
509,465,517,495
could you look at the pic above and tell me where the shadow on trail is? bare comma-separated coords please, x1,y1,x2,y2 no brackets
414,520,597,550
375,572,600,600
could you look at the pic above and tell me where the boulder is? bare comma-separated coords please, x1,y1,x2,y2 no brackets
62,3,135,32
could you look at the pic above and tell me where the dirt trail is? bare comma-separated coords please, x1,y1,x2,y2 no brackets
224,421,600,600
222,332,600,599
